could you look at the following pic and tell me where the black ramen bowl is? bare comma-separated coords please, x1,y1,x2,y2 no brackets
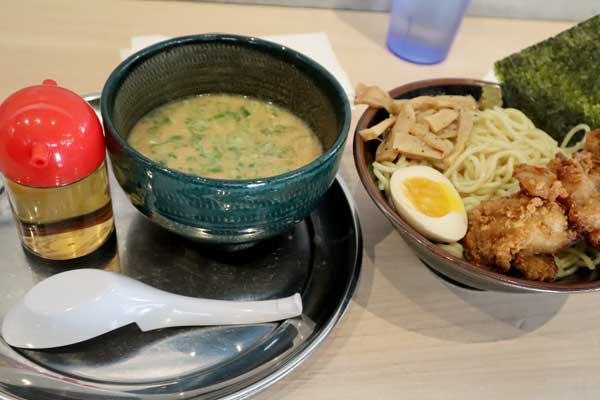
354,78,600,293
101,34,350,246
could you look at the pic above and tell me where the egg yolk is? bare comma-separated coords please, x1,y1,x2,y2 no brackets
403,177,463,217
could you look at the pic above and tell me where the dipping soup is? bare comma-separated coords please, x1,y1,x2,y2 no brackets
128,94,323,179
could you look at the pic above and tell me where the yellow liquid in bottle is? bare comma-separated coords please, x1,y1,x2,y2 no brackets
6,161,114,260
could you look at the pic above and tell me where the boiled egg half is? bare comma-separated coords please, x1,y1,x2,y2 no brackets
389,165,467,243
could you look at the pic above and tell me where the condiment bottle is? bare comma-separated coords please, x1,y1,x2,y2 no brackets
0,80,114,260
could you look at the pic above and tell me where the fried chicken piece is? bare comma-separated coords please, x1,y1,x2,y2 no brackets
464,137,600,280
553,151,600,247
585,129,600,161
513,253,557,282
572,151,595,173
463,194,576,278
514,164,567,201
584,129,600,188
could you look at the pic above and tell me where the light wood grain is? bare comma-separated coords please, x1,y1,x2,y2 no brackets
2,2,596,399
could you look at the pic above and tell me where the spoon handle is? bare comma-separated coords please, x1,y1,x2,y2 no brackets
135,293,303,331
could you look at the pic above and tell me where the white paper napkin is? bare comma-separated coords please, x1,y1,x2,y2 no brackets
482,69,499,83
119,32,354,102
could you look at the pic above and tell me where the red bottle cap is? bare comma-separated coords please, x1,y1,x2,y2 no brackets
0,80,105,187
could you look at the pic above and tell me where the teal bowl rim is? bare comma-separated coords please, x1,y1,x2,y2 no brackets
101,33,351,189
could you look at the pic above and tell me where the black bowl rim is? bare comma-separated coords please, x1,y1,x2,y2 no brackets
101,33,351,188
353,77,600,293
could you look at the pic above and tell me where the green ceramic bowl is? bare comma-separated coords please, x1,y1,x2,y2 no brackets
101,34,350,246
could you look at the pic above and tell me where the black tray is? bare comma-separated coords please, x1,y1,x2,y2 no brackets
0,95,362,400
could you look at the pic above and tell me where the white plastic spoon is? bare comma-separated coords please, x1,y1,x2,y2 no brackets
1,269,302,349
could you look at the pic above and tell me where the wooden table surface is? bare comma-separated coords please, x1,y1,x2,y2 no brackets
2,2,595,399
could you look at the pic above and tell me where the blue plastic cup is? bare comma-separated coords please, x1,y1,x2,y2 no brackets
387,0,470,64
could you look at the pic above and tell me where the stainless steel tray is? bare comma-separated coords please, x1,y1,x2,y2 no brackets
0,95,362,400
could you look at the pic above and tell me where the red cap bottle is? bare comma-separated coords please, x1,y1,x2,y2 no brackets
0,79,105,187
0,80,114,260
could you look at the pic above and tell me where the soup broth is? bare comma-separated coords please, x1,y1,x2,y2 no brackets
128,94,323,180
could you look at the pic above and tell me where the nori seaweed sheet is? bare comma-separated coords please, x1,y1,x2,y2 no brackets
494,15,600,142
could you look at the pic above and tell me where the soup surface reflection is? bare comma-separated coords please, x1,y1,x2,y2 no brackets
128,94,323,179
